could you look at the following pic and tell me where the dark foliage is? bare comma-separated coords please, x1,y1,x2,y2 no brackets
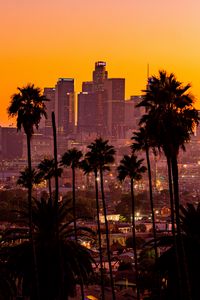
0,198,94,299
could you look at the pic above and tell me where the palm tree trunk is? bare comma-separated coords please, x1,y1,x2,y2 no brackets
48,178,52,200
94,169,105,300
52,112,59,210
99,166,116,300
166,156,175,237
27,134,33,239
52,112,64,300
171,155,192,300
171,155,181,238
146,146,162,299
26,134,40,300
167,155,182,300
131,178,140,300
145,145,158,260
72,166,85,300
72,167,77,241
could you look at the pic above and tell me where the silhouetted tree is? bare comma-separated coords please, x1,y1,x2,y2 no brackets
37,158,62,199
17,167,42,189
8,84,48,233
8,84,48,300
118,153,146,300
84,138,116,300
137,70,199,300
132,127,158,260
60,148,83,241
80,157,105,300
60,148,85,299
1,198,94,300
148,203,200,300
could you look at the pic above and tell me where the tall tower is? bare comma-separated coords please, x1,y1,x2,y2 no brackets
43,87,55,131
104,78,125,138
55,78,75,134
77,62,125,138
78,92,97,133
93,61,108,91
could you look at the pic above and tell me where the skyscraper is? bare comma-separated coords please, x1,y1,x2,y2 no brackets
124,96,144,131
0,127,23,159
78,90,107,136
78,92,97,133
77,62,125,138
43,87,55,132
78,62,108,135
82,81,93,93
104,78,125,138
55,78,75,134
93,61,108,91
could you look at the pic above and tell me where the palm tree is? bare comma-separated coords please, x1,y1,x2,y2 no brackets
137,70,199,300
132,127,158,260
8,84,48,234
0,262,16,300
60,148,85,300
1,197,94,300
86,137,116,300
37,158,62,199
80,157,105,300
147,203,200,300
8,84,48,300
138,71,199,230
60,148,83,242
51,111,66,299
17,167,42,189
117,153,146,300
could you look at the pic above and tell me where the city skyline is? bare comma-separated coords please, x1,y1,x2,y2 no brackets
1,0,200,125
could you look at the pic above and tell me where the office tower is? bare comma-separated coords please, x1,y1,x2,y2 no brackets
0,127,23,159
78,92,97,133
78,62,108,135
66,92,75,133
43,88,56,132
82,61,108,93
77,91,107,135
104,78,125,138
104,78,125,100
130,95,145,124
93,61,108,91
55,78,75,134
124,98,137,129
77,62,125,138
124,95,145,136
21,133,53,159
82,81,94,93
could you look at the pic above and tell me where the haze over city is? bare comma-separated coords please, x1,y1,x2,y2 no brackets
1,0,200,125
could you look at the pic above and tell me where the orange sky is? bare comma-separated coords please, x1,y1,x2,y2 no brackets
1,0,200,125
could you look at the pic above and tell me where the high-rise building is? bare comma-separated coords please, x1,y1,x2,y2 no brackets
77,91,107,135
77,62,125,138
104,78,125,138
93,61,108,91
78,92,97,133
82,81,93,93
124,96,145,135
43,88,55,132
55,78,75,134
0,127,23,159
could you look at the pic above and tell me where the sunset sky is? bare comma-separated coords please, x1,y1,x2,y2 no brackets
1,0,200,125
